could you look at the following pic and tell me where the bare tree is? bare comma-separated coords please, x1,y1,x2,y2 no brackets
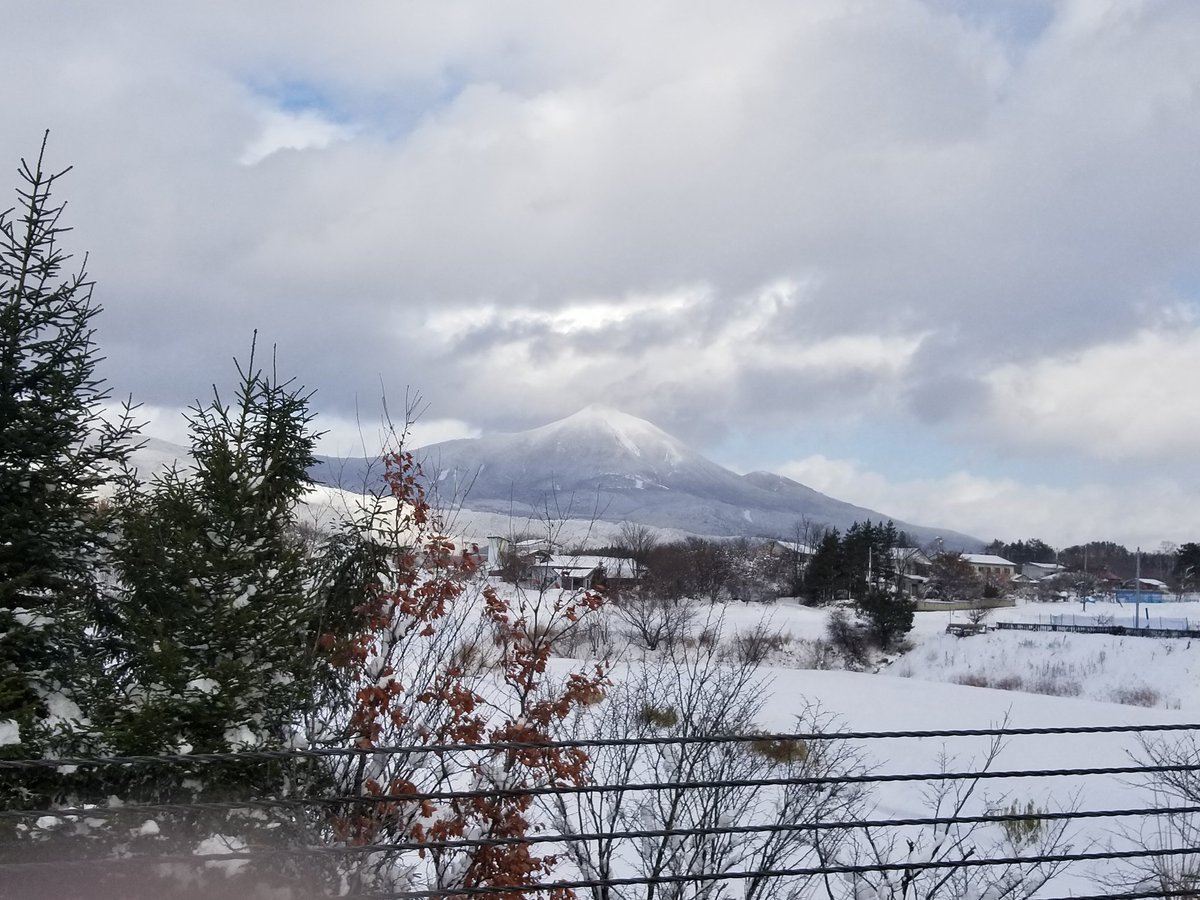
822,727,1078,900
929,552,984,601
1103,732,1200,895
612,590,696,652
964,600,991,627
550,611,869,900
619,520,659,580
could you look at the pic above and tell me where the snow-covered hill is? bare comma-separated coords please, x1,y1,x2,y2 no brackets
316,405,979,547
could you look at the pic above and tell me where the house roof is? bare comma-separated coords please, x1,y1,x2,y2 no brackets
1128,577,1169,590
770,539,816,555
534,555,640,579
962,553,1016,567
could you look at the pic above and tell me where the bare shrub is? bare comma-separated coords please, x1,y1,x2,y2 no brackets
727,624,791,666
826,607,870,666
697,625,720,648
637,704,680,728
551,638,871,900
1027,675,1083,697
954,673,1024,691
993,674,1024,691
1104,733,1200,895
992,799,1047,846
613,592,696,651
449,634,499,675
838,724,1079,899
798,638,838,670
491,616,569,654
555,610,616,660
1110,685,1162,708
956,673,992,689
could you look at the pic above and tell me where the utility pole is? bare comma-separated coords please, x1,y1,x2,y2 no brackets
1135,547,1142,630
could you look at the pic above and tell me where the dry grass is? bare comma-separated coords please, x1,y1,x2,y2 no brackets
638,704,680,728
748,735,809,765
727,625,793,665
1109,685,1162,708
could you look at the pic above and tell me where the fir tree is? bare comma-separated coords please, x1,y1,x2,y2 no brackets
857,587,915,649
0,135,138,746
803,531,843,604
105,338,325,758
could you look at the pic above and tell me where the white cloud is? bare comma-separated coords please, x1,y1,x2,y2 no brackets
106,402,478,461
780,454,1196,548
114,403,192,449
985,326,1200,463
417,281,927,435
239,108,352,165
314,414,480,458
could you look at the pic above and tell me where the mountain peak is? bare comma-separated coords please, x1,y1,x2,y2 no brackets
532,405,687,463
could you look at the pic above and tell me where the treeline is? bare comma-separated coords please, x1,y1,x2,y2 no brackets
604,520,917,649
985,537,1191,583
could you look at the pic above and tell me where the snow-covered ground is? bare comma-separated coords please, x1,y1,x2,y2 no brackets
891,599,1200,712
540,591,1199,897
688,596,1200,712
541,593,1200,896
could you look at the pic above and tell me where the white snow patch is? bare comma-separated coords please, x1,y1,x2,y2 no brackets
0,720,20,746
194,834,249,876
187,678,220,695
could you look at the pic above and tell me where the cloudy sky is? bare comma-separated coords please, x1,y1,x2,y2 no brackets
5,0,1198,548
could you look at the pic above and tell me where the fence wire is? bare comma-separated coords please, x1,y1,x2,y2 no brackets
2,723,1199,899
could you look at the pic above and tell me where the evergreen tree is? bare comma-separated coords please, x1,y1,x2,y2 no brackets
104,339,325,758
0,136,138,746
856,588,915,649
803,530,843,604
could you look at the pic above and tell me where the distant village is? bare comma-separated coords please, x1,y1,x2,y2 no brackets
482,531,1190,607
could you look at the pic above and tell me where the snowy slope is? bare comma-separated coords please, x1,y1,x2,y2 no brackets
315,406,979,547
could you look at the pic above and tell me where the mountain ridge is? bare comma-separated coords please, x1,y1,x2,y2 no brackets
315,407,980,549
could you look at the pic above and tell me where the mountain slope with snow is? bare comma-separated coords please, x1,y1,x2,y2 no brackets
315,406,979,546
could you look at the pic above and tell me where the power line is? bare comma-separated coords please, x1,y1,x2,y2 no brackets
1,722,1197,770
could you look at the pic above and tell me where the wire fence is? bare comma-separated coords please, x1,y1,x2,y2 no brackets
996,620,1200,639
2,723,1199,899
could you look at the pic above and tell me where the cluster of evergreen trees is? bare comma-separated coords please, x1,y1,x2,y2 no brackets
0,141,620,900
0,139,365,860
803,520,905,603
802,520,915,648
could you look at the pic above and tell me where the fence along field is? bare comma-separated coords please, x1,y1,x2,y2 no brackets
3,723,1200,899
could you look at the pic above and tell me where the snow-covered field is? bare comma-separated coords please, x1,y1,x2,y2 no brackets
541,593,1200,896
693,596,1200,712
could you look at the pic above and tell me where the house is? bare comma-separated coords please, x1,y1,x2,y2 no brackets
960,553,1017,585
891,547,932,598
529,555,641,591
486,534,558,573
759,539,816,560
1022,561,1068,580
1120,578,1169,592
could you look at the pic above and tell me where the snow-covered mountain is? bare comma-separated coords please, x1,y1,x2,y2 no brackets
315,405,979,548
